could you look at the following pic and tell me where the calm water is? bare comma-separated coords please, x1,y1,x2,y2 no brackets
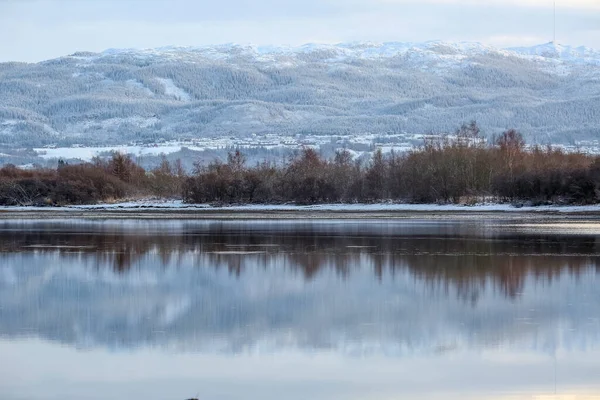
1,219,600,400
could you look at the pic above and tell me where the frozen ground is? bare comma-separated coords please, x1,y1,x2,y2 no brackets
3,200,600,213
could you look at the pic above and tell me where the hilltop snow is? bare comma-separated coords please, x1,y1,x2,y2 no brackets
89,41,600,65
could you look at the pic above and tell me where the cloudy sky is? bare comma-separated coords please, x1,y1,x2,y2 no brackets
1,0,599,62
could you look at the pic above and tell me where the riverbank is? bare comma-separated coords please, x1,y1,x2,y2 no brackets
3,200,600,220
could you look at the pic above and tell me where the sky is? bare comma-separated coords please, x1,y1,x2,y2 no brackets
0,0,599,62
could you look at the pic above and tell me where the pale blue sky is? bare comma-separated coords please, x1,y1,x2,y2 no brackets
1,0,599,62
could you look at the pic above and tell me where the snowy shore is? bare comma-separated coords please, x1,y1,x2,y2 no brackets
3,200,600,213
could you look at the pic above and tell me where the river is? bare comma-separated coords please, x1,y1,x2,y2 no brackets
1,218,599,399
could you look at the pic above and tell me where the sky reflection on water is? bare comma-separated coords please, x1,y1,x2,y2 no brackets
1,219,600,400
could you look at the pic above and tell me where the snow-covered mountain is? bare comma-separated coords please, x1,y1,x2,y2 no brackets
1,41,599,147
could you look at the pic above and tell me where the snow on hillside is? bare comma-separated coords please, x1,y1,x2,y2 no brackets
1,40,600,150
509,42,600,64
156,78,191,101
93,41,600,66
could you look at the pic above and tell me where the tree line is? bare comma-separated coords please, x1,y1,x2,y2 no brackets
1,123,600,206
0,153,185,206
183,123,600,205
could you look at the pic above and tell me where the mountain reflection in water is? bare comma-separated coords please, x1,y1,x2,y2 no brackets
0,219,600,400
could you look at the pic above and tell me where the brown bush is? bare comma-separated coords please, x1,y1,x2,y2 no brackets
0,155,149,206
183,125,600,206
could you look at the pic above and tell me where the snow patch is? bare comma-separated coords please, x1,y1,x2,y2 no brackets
0,120,20,126
33,143,196,161
156,78,191,101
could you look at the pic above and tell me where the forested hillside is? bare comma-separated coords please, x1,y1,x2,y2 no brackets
1,41,599,147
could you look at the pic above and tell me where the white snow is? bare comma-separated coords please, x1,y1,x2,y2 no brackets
91,41,600,68
509,42,600,65
3,200,600,213
33,144,203,160
0,120,20,126
156,78,191,101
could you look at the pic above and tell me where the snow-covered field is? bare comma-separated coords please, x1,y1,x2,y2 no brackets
33,144,205,160
30,132,422,162
31,135,600,163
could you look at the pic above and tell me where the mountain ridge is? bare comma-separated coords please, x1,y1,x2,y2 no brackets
60,41,600,64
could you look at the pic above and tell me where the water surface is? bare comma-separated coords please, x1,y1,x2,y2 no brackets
1,219,600,400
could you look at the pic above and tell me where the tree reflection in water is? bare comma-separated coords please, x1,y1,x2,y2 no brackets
1,220,599,300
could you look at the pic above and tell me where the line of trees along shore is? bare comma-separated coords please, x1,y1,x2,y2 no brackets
2,123,600,206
